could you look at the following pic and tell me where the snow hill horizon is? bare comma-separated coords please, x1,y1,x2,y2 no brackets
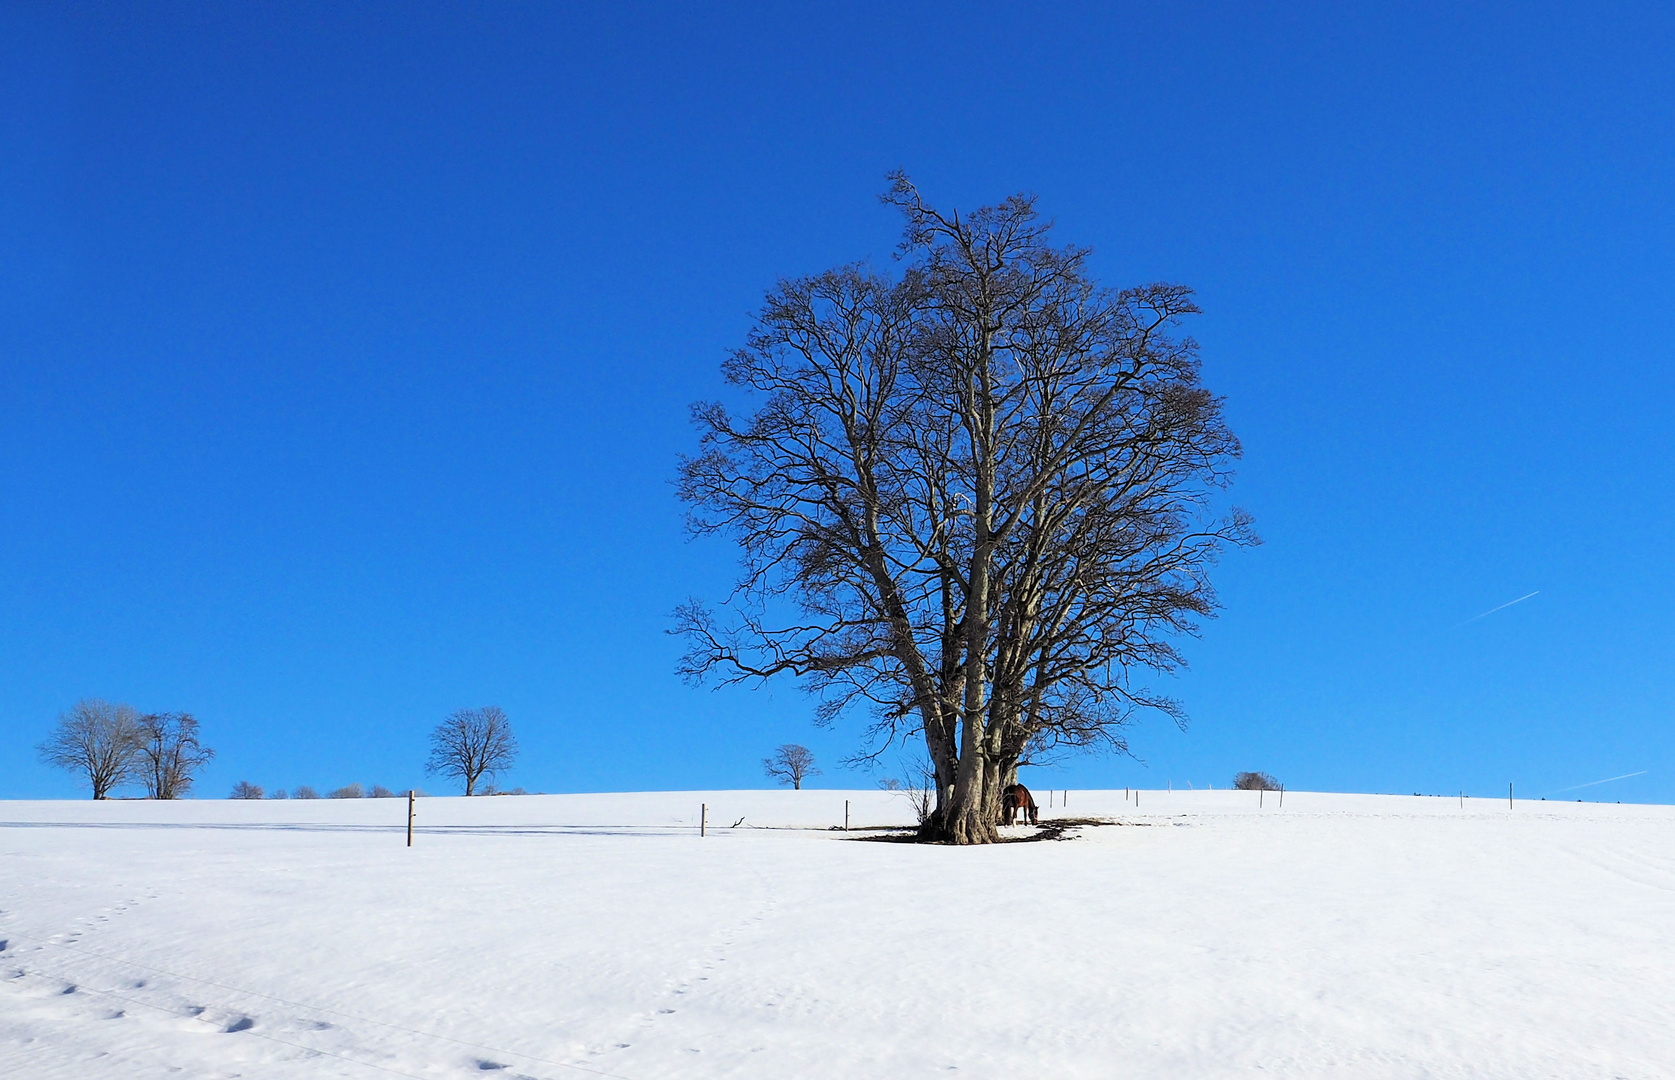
6,782,1672,804
5,788,1673,1078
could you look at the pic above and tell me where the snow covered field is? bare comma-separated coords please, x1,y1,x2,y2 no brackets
3,789,1673,1079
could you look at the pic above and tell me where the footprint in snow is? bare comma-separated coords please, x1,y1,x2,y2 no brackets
224,1016,255,1033
475,1060,508,1071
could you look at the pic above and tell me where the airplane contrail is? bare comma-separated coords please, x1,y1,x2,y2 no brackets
1458,590,1539,626
1540,770,1648,798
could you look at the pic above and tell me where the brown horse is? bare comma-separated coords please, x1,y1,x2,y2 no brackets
1002,783,1038,826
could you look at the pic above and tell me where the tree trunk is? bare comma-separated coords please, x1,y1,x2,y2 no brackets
948,756,997,844
948,638,999,844
983,757,1006,826
944,341,1002,845
919,713,959,838
948,566,999,843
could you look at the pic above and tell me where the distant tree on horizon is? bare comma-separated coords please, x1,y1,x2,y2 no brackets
293,785,320,799
425,706,519,796
1232,771,1280,791
38,699,145,799
329,783,364,799
138,712,214,799
763,744,820,790
230,780,264,799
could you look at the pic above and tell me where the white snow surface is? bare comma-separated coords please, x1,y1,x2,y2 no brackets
2,788,1672,1079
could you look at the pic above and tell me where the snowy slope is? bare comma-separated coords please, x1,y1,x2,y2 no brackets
2,789,1672,1079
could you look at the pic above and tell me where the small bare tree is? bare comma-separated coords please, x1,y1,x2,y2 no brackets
138,712,214,799
38,699,144,799
897,755,937,829
425,706,519,796
763,744,819,789
1232,771,1280,790
230,780,264,799
293,785,320,799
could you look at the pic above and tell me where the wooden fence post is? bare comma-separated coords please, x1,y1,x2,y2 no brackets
845,799,849,831
407,790,414,847
1509,782,1513,809
701,803,707,837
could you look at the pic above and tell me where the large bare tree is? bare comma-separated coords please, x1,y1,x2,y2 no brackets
678,177,1254,843
38,699,145,800
138,712,215,799
425,706,518,796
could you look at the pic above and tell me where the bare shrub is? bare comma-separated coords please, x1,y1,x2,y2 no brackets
230,780,264,799
1232,771,1280,791
37,699,145,799
763,744,819,790
268,788,289,799
328,783,363,799
897,757,936,828
368,785,397,798
293,785,320,799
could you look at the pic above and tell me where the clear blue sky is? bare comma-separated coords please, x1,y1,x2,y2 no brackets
3,2,1671,801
